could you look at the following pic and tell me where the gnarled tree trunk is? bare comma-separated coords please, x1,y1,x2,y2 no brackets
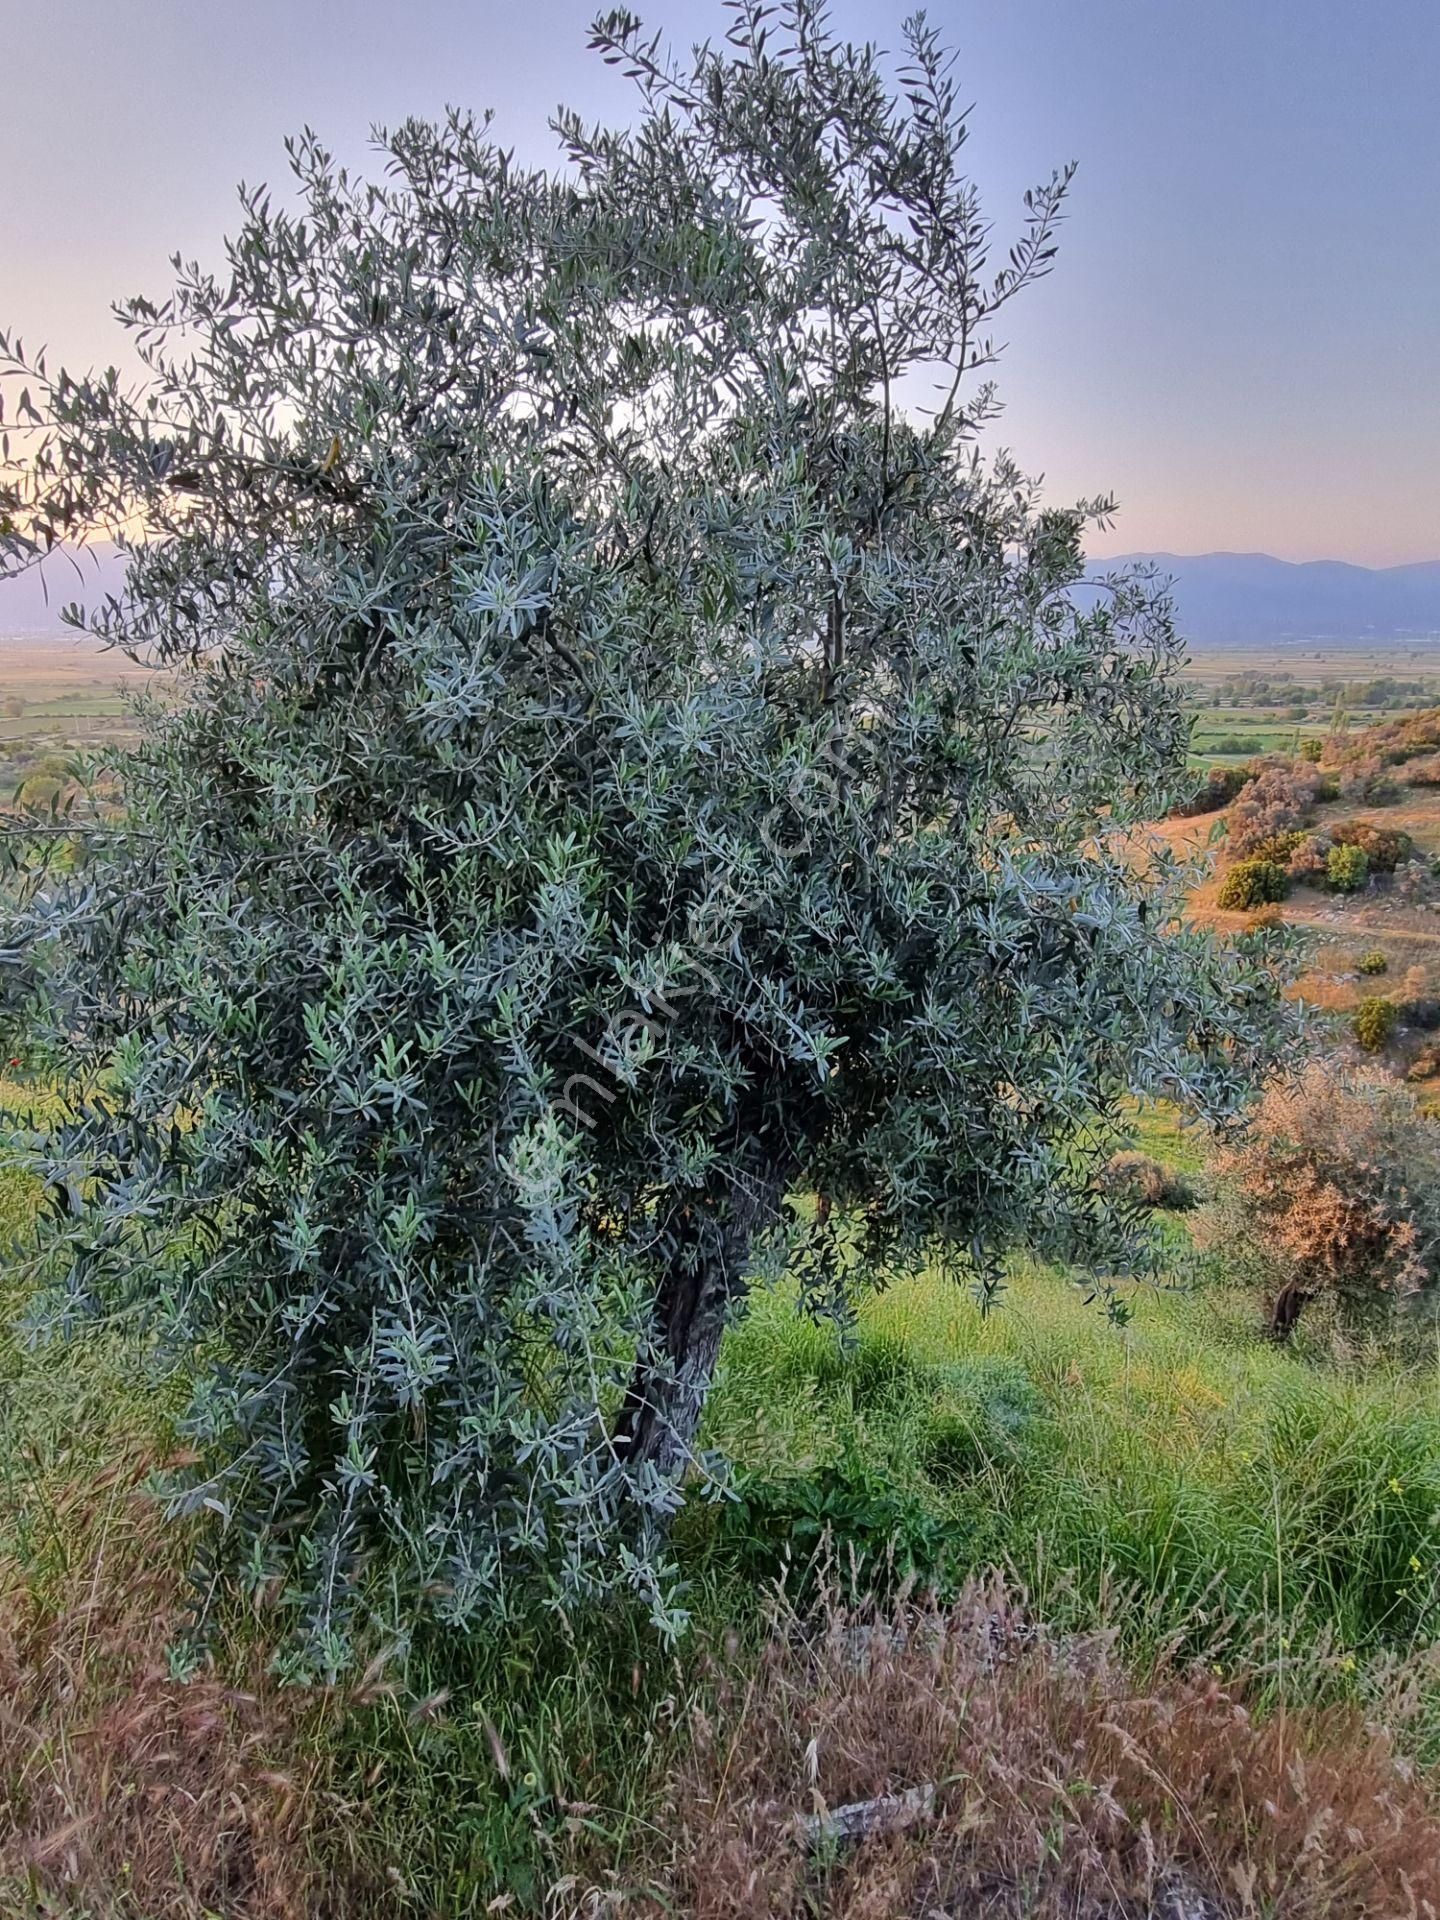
1267,1280,1312,1343
617,1167,785,1476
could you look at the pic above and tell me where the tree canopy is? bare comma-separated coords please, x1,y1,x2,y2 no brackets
0,2,1294,1666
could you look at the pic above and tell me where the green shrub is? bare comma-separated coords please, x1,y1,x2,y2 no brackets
1358,951,1390,976
1331,820,1412,873
1244,829,1306,866
1328,843,1370,893
709,1453,959,1602
1299,737,1323,763
1354,997,1398,1052
1218,859,1289,911
1169,763,1248,818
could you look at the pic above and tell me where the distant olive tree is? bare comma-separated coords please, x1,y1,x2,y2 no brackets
0,3,1294,1664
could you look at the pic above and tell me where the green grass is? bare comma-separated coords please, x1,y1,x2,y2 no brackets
0,1087,176,1602
700,1254,1440,1707
1123,1096,1209,1175
1183,695,1415,763
318,1599,692,1910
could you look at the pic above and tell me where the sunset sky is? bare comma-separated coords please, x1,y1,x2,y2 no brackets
4,0,1436,565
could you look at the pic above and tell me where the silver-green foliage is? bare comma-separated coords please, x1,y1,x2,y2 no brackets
0,3,1295,1665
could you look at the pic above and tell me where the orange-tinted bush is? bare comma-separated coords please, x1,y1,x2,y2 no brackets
1226,759,1325,856
1330,818,1413,873
1338,755,1402,804
1323,707,1440,773
628,1578,1440,1920
1208,1062,1440,1339
1286,831,1331,883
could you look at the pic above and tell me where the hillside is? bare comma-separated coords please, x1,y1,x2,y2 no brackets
5,702,1440,1914
1164,708,1440,1114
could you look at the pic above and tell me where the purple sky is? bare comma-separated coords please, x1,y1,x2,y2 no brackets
4,0,1437,564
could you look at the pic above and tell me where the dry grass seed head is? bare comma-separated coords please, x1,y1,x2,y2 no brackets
631,1575,1440,1920
0,1444,361,1919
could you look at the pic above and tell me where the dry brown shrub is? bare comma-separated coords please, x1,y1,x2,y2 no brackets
1338,755,1403,804
0,1445,369,1919
601,1577,1440,1920
1226,762,1324,858
1322,709,1440,768
1206,1061,1440,1340
1098,1151,1195,1211
1285,832,1331,883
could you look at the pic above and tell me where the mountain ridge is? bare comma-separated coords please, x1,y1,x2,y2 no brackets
1101,549,1440,574
1091,550,1440,646
3,543,1440,648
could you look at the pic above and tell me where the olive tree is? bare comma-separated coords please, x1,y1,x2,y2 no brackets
0,3,1293,1662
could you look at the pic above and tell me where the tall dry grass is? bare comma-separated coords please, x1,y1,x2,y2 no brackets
0,1440,370,1919
593,1576,1440,1920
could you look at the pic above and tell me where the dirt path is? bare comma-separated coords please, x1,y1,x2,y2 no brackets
1188,901,1440,945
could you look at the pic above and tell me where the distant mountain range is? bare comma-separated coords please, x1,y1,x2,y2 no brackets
5,543,1440,651
1096,551,1440,648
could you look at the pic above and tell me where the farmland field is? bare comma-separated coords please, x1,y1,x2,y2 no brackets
0,635,150,798
1184,642,1440,764
12,629,1440,788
